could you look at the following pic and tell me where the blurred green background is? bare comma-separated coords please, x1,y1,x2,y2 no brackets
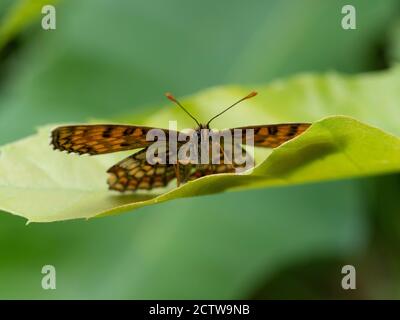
0,0,400,299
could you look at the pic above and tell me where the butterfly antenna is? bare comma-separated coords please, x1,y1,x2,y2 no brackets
206,91,258,126
165,92,200,127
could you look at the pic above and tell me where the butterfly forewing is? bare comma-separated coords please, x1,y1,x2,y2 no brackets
51,124,179,155
229,123,311,148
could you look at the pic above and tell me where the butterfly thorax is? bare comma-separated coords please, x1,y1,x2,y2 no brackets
196,123,210,130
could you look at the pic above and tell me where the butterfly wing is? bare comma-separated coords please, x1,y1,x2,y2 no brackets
228,123,311,148
185,123,311,181
107,147,181,191
51,124,181,155
184,142,253,181
186,163,234,181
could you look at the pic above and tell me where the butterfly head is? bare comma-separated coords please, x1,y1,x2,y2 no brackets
165,91,257,129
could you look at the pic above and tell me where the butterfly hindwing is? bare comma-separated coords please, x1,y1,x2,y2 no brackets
185,142,253,181
107,148,181,192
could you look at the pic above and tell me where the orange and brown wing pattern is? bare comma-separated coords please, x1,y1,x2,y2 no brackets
188,163,235,181
230,123,311,148
51,124,173,155
107,148,178,192
186,143,252,181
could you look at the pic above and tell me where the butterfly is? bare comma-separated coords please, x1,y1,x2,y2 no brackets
51,92,311,192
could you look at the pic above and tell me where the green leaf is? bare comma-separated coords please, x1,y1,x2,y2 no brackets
1,69,400,223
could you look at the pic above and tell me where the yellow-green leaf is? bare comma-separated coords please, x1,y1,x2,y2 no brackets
0,0,59,50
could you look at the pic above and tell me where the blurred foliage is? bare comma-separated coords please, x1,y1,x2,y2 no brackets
0,0,58,50
253,174,400,299
388,19,400,63
0,0,399,299
0,1,13,21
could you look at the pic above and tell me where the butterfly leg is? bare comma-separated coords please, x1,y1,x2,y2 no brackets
174,163,181,187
